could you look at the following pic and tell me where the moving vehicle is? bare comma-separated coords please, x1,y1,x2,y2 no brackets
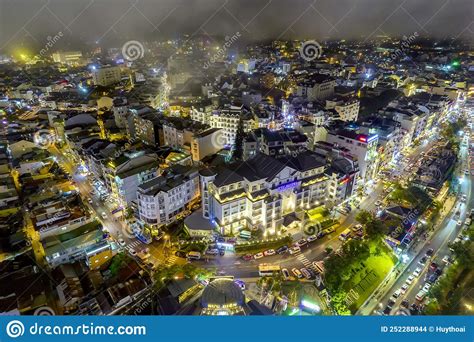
117,238,126,247
258,264,281,277
289,246,301,255
306,235,317,242
101,212,107,220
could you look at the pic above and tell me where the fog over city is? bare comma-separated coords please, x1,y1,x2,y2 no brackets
1,0,473,52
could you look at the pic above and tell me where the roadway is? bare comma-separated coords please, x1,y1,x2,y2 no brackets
371,107,472,315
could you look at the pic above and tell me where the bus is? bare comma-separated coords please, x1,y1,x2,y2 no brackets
258,263,281,277
339,228,351,241
187,251,201,260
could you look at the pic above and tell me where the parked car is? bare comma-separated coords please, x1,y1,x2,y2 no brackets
413,267,422,277
418,256,427,265
415,290,427,302
422,283,432,292
425,248,434,257
291,268,303,279
406,275,415,285
242,254,253,261
300,268,312,280
263,249,276,256
254,252,264,259
400,284,409,294
276,246,288,254
296,239,308,247
442,255,451,264
206,249,219,255
281,268,290,280
392,289,402,299
429,262,438,271
101,212,107,220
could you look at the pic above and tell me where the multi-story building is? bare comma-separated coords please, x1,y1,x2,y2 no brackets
52,51,83,65
191,128,225,161
242,128,308,160
137,166,200,227
296,74,336,101
313,141,360,204
162,118,209,150
325,96,360,122
200,151,329,236
92,66,121,86
126,107,163,147
325,128,379,182
206,105,255,145
102,153,159,206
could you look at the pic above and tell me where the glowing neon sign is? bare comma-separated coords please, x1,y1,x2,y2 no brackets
277,181,299,192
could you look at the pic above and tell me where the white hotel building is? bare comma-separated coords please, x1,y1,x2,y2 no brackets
137,166,200,226
200,152,329,236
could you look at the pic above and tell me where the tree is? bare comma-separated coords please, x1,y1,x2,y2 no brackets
108,252,132,276
331,291,351,315
232,117,244,160
342,239,370,261
355,210,372,225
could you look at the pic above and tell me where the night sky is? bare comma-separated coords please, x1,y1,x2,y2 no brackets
0,0,473,52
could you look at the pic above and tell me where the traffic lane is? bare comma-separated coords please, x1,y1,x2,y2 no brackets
383,214,461,310
51,145,145,250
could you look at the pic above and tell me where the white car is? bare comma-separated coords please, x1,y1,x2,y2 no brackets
306,235,317,242
392,289,402,299
118,238,126,247
406,275,415,285
457,220,463,226
289,246,301,255
413,267,422,277
101,212,107,220
263,249,276,256
87,198,93,204
422,283,431,292
442,255,451,264
400,284,410,294
254,252,264,259
129,249,137,257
